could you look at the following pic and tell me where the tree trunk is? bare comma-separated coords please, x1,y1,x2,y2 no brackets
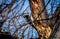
29,0,52,39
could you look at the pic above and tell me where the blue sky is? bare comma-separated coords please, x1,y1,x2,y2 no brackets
44,0,60,14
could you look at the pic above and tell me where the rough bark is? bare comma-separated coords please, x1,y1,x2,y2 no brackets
29,0,52,39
